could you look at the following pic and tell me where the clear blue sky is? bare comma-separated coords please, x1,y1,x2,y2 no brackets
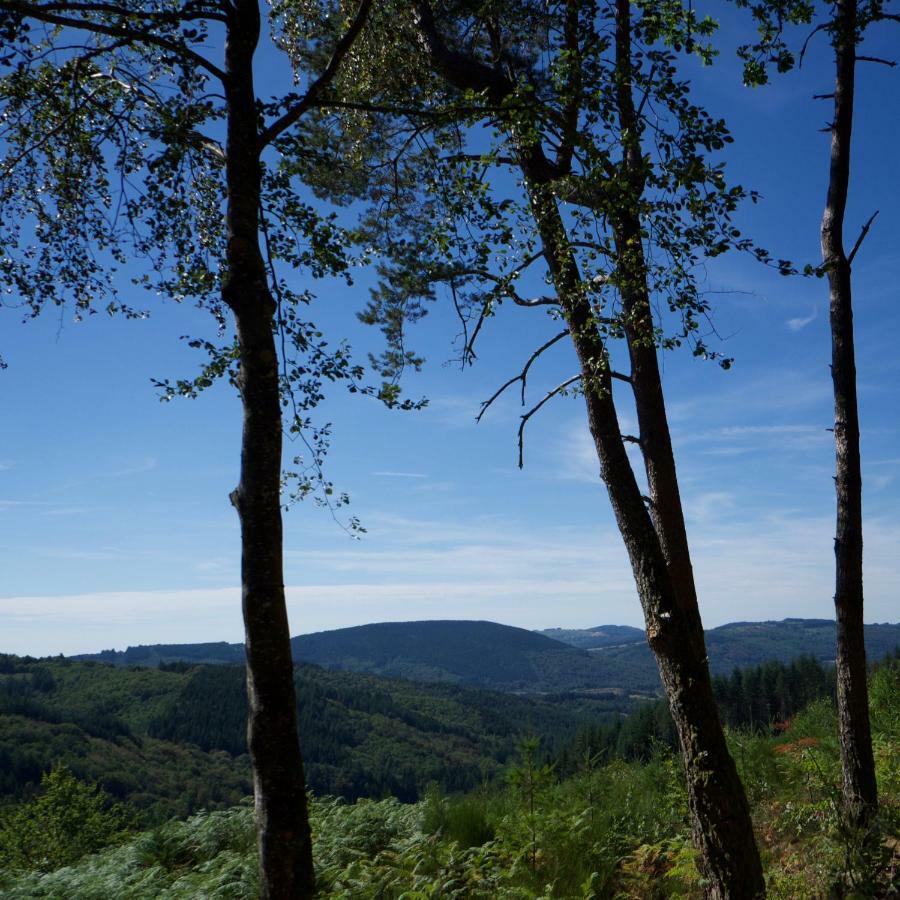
2,11,898,656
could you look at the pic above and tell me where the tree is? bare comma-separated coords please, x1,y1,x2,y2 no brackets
311,1,796,894
736,0,898,829
0,2,384,895
0,766,131,872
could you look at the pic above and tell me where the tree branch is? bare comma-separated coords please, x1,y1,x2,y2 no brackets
257,0,373,148
31,1,228,22
476,329,568,423
0,1,227,82
518,374,582,467
412,0,515,100
855,55,896,67
510,295,559,307
799,22,829,68
847,210,879,265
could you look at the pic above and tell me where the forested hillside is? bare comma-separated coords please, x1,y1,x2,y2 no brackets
76,618,900,694
1,659,896,898
0,648,853,825
0,654,631,821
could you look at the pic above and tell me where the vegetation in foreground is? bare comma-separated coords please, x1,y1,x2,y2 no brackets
0,660,896,899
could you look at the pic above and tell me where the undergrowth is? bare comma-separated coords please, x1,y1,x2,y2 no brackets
0,662,896,898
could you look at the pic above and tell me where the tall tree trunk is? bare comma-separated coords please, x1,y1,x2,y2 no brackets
223,2,315,896
529,184,765,899
822,0,878,828
412,1,764,892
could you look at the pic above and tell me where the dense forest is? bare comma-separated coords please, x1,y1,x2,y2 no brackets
0,657,896,897
0,647,882,820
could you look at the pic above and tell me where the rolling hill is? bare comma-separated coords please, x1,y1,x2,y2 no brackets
547,618,900,677
78,620,663,693
0,653,625,821
74,618,900,694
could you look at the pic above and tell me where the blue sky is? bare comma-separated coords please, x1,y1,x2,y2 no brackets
2,10,899,656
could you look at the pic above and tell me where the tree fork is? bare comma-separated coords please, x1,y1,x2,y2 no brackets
410,1,765,891
524,180,764,897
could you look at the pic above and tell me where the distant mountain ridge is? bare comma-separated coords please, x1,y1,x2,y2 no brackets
537,624,645,650
72,617,900,694
80,620,660,693
546,618,900,678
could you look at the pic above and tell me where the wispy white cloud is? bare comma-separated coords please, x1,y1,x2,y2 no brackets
4,510,898,657
371,471,428,479
108,457,158,478
3,507,898,657
786,309,817,332
684,491,735,525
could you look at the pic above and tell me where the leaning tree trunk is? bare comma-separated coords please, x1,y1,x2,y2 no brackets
222,2,315,896
529,182,765,899
821,0,878,828
412,0,764,892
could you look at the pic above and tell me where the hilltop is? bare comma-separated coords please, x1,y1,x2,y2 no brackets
74,617,900,694
545,618,900,677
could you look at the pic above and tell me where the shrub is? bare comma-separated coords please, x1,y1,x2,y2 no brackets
0,766,132,872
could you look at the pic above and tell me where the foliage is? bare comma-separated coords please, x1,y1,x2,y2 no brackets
0,767,132,873
0,0,416,522
732,0,899,87
0,660,896,897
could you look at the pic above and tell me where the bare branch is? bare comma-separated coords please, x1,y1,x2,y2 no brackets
449,279,470,368
855,55,896,67
518,374,582,467
847,210,879,265
476,329,568,422
511,294,558,307
799,22,829,68
464,297,492,362
258,0,374,147
31,1,227,22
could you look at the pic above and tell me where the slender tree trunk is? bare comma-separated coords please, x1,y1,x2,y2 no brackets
606,8,764,890
223,2,315,896
822,0,878,828
412,1,764,892
529,184,765,899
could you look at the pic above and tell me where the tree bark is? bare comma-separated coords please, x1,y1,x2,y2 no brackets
529,185,765,900
412,2,765,892
223,2,315,896
821,0,878,828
